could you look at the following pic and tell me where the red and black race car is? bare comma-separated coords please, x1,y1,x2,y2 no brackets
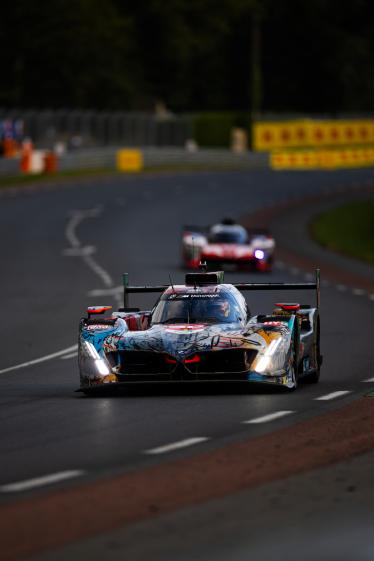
181,219,275,271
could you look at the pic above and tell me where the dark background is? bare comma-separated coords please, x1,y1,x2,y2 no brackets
1,0,373,113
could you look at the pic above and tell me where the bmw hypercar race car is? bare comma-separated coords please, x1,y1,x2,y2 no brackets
78,270,322,393
181,219,275,271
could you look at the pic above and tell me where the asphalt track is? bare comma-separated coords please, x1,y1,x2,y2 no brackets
0,168,374,560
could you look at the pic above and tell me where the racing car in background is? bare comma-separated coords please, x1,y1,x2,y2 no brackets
78,269,322,393
181,219,275,271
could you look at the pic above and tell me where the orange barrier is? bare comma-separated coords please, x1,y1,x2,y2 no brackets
44,151,58,173
253,119,374,151
3,138,18,158
20,141,33,173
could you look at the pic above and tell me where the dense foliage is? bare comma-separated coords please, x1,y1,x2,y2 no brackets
1,0,373,113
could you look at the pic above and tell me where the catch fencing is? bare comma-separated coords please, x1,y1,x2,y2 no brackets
0,109,191,149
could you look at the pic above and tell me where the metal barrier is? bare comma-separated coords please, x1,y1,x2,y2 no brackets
0,146,269,176
60,147,269,172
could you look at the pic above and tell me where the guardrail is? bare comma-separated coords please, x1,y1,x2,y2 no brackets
1,144,373,177
0,147,269,177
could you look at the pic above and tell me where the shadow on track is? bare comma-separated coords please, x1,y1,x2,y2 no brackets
77,381,299,399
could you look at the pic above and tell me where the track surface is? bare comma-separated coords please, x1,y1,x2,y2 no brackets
1,169,374,560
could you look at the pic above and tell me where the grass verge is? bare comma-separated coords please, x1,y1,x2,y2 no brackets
0,168,121,188
0,164,252,189
310,199,374,264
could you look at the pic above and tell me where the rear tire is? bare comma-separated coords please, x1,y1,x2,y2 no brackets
308,316,321,383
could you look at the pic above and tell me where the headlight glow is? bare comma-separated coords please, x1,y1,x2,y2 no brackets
254,337,283,373
254,249,265,260
84,341,111,376
95,359,110,376
84,340,100,359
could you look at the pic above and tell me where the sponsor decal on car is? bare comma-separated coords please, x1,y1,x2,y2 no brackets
165,324,206,333
86,324,113,331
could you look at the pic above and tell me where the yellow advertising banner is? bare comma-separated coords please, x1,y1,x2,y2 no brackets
116,149,143,172
254,120,374,151
270,147,374,170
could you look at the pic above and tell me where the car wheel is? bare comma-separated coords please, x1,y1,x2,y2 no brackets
285,325,299,391
308,316,321,383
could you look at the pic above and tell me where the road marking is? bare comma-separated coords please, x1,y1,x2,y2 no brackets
62,246,96,257
243,410,294,424
0,345,78,375
66,208,101,248
144,437,209,455
352,288,365,296
60,352,78,360
64,208,120,304
88,285,123,297
84,254,113,288
315,390,351,401
336,284,347,292
0,470,84,493
362,377,374,383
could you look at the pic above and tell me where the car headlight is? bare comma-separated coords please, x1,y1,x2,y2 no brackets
254,337,286,373
83,341,110,376
254,249,265,260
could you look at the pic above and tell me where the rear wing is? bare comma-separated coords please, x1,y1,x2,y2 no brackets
234,268,320,310
122,273,168,308
182,225,208,237
121,270,321,310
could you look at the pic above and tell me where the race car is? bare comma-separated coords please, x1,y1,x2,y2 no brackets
181,219,275,271
78,269,322,393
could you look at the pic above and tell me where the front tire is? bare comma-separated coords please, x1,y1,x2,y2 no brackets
285,323,299,391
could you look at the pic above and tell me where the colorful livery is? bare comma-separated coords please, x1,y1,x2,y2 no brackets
78,270,322,393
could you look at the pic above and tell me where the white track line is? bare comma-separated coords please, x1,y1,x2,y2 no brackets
336,284,348,292
315,390,351,401
64,208,113,287
0,345,78,375
88,286,123,297
362,377,374,383
83,254,113,288
0,470,84,493
243,410,294,424
64,208,121,305
60,352,78,360
144,437,209,455
352,288,365,296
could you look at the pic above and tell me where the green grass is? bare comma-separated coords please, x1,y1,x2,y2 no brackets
310,199,374,264
0,163,249,189
0,168,122,188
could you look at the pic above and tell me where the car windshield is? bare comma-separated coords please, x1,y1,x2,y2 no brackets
209,228,248,244
152,294,238,324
